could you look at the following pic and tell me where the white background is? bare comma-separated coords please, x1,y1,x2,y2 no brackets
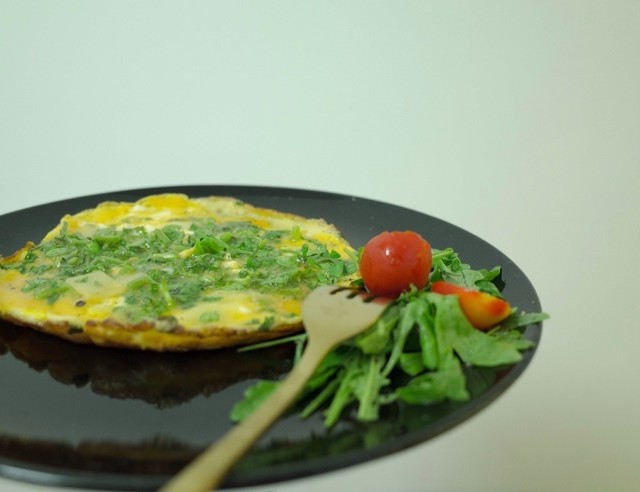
1,1,639,491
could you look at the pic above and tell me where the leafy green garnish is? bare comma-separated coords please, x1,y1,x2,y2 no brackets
430,248,504,296
230,381,280,423
230,249,548,428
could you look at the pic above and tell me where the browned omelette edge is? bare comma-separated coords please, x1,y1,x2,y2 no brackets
1,311,304,351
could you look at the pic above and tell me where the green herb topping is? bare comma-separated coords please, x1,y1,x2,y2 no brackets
2,219,358,323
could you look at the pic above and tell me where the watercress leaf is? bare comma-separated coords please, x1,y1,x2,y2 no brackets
230,380,280,423
382,300,425,376
323,366,358,428
498,310,550,331
237,333,307,353
431,250,503,293
428,293,524,366
396,354,469,404
479,266,501,282
399,352,426,377
351,354,390,422
491,329,535,351
414,298,439,370
300,378,341,419
355,304,401,355
443,264,485,289
475,279,503,297
304,348,349,391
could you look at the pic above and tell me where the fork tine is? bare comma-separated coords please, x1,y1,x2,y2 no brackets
301,286,391,347
324,285,385,302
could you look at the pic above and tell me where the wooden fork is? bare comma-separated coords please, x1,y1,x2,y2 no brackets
159,285,390,491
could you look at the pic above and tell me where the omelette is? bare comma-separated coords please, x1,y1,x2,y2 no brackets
0,194,359,351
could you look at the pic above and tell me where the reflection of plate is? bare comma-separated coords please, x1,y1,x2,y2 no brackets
0,321,293,408
0,186,543,490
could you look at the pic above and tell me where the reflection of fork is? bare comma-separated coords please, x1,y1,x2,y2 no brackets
160,285,390,491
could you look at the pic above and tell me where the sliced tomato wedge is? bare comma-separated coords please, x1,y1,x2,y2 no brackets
431,281,511,330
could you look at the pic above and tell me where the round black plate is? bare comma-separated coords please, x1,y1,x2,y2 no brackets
0,185,543,490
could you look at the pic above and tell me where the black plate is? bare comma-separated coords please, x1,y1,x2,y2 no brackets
0,186,543,490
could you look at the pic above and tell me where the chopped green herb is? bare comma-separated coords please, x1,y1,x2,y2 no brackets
290,225,303,241
199,311,220,323
258,315,276,331
2,218,358,324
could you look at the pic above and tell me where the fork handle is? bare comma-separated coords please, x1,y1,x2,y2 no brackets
159,341,330,492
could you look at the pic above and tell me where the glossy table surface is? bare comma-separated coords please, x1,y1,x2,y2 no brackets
1,2,638,491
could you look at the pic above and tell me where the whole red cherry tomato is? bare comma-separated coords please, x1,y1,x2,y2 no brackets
360,231,432,298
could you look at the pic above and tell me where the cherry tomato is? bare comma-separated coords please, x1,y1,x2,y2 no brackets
430,280,511,330
360,231,432,297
